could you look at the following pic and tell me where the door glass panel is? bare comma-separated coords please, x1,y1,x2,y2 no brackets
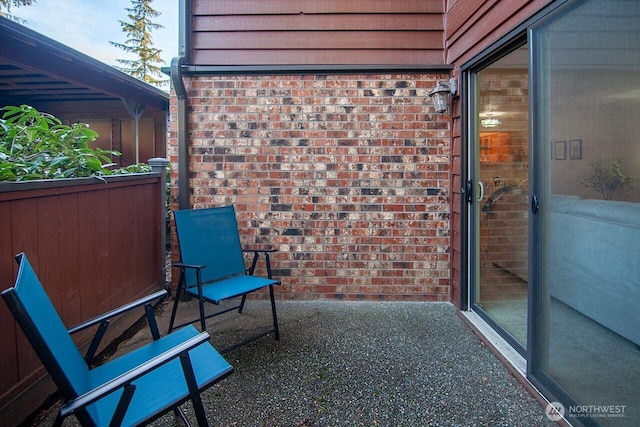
533,0,640,424
474,46,529,350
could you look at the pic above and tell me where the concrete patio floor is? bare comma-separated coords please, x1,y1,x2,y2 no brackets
32,297,557,426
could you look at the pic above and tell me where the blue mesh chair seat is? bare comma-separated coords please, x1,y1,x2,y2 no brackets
168,205,280,352
2,253,233,427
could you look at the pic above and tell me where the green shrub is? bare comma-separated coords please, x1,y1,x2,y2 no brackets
580,160,634,200
0,105,149,181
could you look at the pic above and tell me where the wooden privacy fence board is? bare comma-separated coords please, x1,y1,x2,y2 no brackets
0,173,165,423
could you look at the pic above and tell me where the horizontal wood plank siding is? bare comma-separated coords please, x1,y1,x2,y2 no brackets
193,1,444,15
193,14,444,32
190,0,445,66
192,49,446,66
194,30,443,50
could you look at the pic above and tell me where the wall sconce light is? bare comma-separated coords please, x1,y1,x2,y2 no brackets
429,78,457,113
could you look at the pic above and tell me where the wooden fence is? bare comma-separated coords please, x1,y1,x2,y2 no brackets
0,159,168,425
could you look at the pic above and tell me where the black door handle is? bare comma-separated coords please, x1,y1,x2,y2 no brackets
531,195,539,214
464,181,473,203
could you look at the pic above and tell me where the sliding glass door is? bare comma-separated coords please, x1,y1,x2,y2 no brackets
471,45,530,353
530,1,640,425
466,1,639,425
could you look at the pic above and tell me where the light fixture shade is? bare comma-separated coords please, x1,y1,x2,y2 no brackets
429,79,456,113
430,91,449,113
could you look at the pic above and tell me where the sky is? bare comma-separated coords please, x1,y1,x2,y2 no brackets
14,0,179,86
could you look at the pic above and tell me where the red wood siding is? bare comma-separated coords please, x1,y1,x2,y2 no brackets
0,175,165,425
450,106,462,307
445,0,551,65
190,0,445,66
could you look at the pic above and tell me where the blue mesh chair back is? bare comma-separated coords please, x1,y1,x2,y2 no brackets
2,254,96,419
175,206,247,288
169,205,280,351
3,253,234,426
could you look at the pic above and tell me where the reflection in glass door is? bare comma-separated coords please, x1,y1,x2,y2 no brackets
472,45,529,351
531,0,640,424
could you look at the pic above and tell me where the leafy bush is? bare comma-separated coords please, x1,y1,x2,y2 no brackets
580,160,635,200
0,105,149,181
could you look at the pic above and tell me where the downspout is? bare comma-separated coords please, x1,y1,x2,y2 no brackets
171,57,189,210
171,0,191,210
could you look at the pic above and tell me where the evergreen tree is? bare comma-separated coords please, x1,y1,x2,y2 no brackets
0,0,35,22
110,0,166,87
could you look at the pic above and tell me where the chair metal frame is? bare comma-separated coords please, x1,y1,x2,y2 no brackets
2,253,233,427
168,205,280,353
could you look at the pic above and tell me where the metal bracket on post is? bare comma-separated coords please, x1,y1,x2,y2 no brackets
122,100,146,164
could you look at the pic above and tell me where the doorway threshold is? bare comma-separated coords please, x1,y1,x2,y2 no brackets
458,310,573,426
459,309,526,376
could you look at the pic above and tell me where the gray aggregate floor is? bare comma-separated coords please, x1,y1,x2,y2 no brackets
34,298,557,427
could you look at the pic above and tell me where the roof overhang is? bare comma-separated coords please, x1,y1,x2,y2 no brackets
0,16,168,111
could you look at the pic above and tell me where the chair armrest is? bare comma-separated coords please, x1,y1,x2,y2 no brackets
68,290,167,335
173,262,206,270
242,248,277,277
242,248,277,254
60,331,211,418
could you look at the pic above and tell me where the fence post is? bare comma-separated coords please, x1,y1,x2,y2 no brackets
149,158,170,287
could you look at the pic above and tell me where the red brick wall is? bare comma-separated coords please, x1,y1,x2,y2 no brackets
169,73,452,301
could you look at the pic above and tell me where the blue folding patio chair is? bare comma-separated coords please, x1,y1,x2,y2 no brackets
2,253,233,427
168,205,280,353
